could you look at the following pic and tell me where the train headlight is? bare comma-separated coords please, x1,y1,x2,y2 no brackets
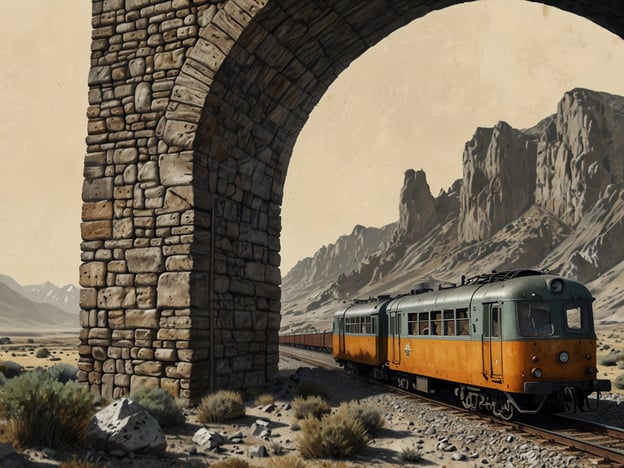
532,368,543,378
550,278,564,293
587,366,596,375
558,351,570,364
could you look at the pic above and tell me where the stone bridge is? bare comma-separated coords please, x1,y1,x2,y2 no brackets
79,0,624,402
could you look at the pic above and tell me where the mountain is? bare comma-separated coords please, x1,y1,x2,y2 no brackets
0,274,79,331
281,88,624,332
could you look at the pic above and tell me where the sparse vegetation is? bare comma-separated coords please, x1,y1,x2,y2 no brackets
0,369,96,448
46,363,79,383
198,389,245,423
0,360,23,379
255,393,275,406
269,440,286,456
266,454,309,468
209,457,254,468
130,387,185,429
292,395,331,420
398,444,423,463
59,454,103,468
292,380,329,400
336,400,385,435
35,347,50,358
297,412,370,459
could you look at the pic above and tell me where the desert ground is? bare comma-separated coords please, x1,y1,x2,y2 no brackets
0,326,623,466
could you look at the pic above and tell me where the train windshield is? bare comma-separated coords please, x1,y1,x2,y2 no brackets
563,302,591,333
517,302,554,337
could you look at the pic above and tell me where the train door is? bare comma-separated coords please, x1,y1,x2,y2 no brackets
389,310,401,364
482,303,503,382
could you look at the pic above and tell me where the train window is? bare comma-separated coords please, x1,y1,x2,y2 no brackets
418,312,429,335
362,316,372,334
456,308,469,336
491,307,501,338
517,302,554,336
564,304,588,332
443,310,455,336
431,311,441,336
407,313,418,335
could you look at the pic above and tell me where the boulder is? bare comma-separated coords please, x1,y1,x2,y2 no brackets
86,398,166,454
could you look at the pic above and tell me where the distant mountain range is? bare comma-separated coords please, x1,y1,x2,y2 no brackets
281,88,624,333
0,274,79,332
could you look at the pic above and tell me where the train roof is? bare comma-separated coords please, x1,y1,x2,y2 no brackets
334,270,593,316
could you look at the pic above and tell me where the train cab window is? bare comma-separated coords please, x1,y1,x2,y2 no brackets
407,313,418,335
517,302,554,337
563,303,589,333
443,310,455,335
491,307,501,338
456,308,469,335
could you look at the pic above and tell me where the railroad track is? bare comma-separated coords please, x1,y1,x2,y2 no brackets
280,345,624,465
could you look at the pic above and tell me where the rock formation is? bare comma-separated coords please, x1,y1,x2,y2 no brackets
281,88,624,330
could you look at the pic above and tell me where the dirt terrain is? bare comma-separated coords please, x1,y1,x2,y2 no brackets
0,326,623,466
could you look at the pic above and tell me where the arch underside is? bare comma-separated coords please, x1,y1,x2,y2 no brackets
80,0,624,402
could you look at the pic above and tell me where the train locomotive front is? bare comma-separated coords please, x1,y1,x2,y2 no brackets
333,270,610,419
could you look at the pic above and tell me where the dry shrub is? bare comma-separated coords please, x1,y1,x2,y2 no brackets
198,389,245,423
297,412,370,459
266,454,309,468
59,454,103,468
292,395,331,420
398,444,423,463
130,387,185,429
336,400,385,435
292,380,329,400
255,393,275,406
0,370,96,449
209,457,254,468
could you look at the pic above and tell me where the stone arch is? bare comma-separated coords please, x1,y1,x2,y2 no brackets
80,0,624,402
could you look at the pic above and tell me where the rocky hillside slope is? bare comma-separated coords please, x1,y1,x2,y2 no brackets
281,88,624,332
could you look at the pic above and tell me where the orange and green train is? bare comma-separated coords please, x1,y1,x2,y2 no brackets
331,270,610,419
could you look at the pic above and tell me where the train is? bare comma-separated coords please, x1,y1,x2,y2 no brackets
279,269,611,420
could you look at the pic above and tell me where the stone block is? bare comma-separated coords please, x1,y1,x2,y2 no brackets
126,247,163,273
82,220,113,240
82,178,113,202
126,309,160,328
82,201,114,221
134,361,164,377
157,272,191,307
80,262,107,287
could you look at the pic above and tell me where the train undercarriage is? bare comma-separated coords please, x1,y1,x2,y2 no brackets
338,359,602,421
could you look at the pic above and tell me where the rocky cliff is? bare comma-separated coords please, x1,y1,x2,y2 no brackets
281,88,624,332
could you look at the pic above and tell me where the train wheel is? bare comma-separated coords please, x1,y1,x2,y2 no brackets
492,398,514,421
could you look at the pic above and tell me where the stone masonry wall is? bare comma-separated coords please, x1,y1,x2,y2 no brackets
79,0,624,403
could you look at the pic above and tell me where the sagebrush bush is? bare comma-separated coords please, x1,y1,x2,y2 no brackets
292,395,331,420
297,412,370,459
336,401,385,435
46,363,79,383
198,390,245,423
35,347,50,358
0,370,96,448
292,380,329,400
59,454,103,468
398,444,423,463
615,374,624,390
0,361,23,379
0,372,6,386
130,387,185,429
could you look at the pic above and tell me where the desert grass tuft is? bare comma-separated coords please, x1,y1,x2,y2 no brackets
266,454,309,468
335,400,385,435
255,393,275,406
292,395,331,420
398,444,423,463
209,457,255,468
297,412,370,459
198,389,245,423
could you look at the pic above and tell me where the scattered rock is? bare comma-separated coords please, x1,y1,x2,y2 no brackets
86,398,166,454
192,428,226,451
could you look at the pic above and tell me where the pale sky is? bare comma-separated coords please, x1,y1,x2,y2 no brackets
1,1,624,285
